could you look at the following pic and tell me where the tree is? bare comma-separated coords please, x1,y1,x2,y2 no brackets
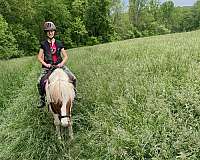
85,0,114,43
171,7,194,32
0,0,40,53
160,0,175,29
0,15,20,59
70,0,88,46
192,0,200,29
129,0,148,27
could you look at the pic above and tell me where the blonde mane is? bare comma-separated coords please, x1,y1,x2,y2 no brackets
46,68,75,104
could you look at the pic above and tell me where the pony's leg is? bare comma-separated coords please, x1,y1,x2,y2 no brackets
49,105,61,139
53,114,61,139
68,120,74,140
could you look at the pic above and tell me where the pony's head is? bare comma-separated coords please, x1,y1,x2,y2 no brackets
60,98,72,127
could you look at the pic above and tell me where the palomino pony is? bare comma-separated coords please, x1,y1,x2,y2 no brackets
45,68,75,139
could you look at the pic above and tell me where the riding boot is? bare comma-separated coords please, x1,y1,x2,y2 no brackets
72,78,77,91
37,83,46,108
72,78,76,88
72,79,78,100
38,96,46,108
64,70,79,101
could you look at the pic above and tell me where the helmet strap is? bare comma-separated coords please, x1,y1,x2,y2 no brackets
48,36,54,40
47,37,55,44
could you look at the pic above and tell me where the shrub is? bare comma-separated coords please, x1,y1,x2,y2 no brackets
86,36,100,46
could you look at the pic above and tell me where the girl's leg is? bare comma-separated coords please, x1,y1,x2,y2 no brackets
62,66,78,98
37,68,48,108
62,66,77,87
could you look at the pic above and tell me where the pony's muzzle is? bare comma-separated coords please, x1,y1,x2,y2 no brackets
61,118,70,127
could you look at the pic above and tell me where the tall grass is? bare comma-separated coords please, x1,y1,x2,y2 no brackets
0,57,35,113
1,31,200,159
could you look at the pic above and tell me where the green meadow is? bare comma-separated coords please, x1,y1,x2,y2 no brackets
1,31,200,159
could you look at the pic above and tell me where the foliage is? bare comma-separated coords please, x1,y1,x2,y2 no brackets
85,0,114,43
86,36,100,46
192,0,200,29
171,7,194,32
142,21,170,36
160,0,175,29
0,15,21,59
129,0,148,27
0,0,200,59
10,24,38,54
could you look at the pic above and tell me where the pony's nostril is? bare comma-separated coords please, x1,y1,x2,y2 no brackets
61,123,68,127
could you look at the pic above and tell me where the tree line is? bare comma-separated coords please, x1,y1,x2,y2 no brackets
0,0,200,59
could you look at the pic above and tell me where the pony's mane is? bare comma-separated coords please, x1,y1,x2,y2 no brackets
46,69,75,104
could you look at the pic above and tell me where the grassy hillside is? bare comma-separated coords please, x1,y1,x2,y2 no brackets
1,31,200,159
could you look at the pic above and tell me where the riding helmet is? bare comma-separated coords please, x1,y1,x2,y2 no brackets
43,21,56,31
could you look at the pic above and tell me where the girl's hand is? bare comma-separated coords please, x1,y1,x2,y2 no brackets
45,64,52,68
57,63,64,68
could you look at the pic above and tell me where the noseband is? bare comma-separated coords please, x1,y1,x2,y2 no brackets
59,115,71,120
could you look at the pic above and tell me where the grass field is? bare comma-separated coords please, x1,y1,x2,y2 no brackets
1,31,200,159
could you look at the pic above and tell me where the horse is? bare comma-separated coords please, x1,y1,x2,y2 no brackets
45,68,75,139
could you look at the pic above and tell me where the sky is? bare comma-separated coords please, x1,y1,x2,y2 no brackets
159,0,197,6
123,0,197,7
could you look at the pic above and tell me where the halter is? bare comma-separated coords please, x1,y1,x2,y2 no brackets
59,114,71,121
60,115,71,119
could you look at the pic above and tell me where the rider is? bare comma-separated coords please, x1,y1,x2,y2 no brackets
37,21,77,108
